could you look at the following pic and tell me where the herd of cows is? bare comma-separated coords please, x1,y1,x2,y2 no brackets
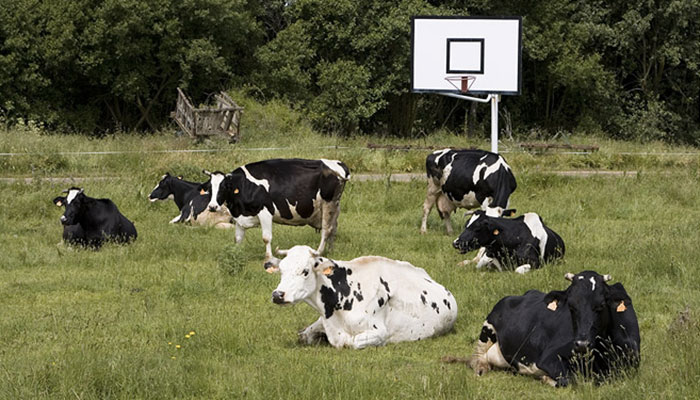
51,149,640,387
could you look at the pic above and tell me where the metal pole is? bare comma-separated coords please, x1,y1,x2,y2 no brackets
490,94,500,153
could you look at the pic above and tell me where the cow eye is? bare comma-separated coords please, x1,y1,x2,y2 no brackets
301,269,309,276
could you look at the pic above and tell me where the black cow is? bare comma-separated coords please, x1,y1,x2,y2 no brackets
452,210,565,274
201,158,350,268
467,271,640,387
148,173,233,228
55,188,137,248
421,148,517,234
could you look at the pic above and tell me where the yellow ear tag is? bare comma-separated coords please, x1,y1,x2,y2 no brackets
234,188,239,194
322,266,334,275
493,229,500,236
617,301,627,312
200,189,206,195
177,176,183,180
56,200,63,207
547,300,558,311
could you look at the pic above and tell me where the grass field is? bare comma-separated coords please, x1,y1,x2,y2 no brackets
2,110,700,399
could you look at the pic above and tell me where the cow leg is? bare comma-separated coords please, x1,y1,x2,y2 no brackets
259,209,280,269
317,200,339,254
469,321,502,376
298,317,328,345
515,264,532,274
420,179,442,234
458,247,486,267
437,194,456,235
169,214,182,224
235,222,246,243
352,325,388,349
475,254,501,271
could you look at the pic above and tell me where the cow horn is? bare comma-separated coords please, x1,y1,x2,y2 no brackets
309,249,320,257
603,274,612,282
276,247,288,256
202,169,212,176
564,273,575,281
464,210,475,217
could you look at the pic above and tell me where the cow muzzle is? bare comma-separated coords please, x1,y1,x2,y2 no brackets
452,239,468,254
271,291,287,305
60,215,69,225
574,339,590,353
208,204,220,212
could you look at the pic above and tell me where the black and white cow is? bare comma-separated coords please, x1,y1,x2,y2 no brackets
467,271,640,387
53,196,87,246
421,148,517,234
452,210,565,274
268,245,458,349
54,188,137,248
148,173,234,228
202,158,350,268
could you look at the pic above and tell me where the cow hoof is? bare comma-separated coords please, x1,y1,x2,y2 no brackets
515,264,532,274
263,257,281,271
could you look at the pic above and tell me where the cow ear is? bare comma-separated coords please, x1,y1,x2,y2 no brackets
53,196,66,207
564,272,575,281
313,257,334,275
177,175,183,180
202,169,212,176
606,282,631,303
544,290,566,310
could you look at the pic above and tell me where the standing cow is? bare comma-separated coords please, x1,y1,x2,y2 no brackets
148,173,233,228
421,148,517,234
268,245,458,349
452,210,565,274
465,271,640,387
202,158,350,268
54,188,137,248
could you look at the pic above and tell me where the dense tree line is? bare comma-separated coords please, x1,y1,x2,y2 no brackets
1,0,699,143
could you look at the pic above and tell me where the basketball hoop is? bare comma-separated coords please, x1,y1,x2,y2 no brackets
445,76,476,93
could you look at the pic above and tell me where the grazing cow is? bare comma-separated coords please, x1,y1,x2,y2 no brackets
53,196,87,246
421,148,517,234
452,210,565,274
466,271,640,387
148,173,233,228
268,245,458,349
55,188,137,248
202,158,350,268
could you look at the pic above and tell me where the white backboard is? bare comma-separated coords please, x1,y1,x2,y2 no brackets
411,16,522,95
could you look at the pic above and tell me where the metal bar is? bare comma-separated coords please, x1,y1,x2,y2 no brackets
491,95,500,153
442,93,493,103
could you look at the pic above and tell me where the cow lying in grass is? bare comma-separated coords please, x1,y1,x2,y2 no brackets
148,173,234,229
268,245,458,349
461,271,640,387
452,210,565,274
53,188,137,248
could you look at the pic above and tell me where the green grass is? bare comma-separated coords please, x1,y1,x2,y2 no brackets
2,119,700,398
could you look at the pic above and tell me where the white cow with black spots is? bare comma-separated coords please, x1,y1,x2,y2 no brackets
268,245,458,349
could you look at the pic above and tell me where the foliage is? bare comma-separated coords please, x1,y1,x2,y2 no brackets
0,0,262,132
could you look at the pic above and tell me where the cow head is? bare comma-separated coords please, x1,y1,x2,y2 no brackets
59,187,85,225
201,170,228,212
149,173,176,202
269,245,328,305
544,271,614,353
148,172,182,202
452,211,496,254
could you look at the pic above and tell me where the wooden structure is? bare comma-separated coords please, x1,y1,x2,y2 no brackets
171,88,244,142
519,142,599,153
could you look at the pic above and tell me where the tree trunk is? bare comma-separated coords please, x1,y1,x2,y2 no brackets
388,92,418,137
